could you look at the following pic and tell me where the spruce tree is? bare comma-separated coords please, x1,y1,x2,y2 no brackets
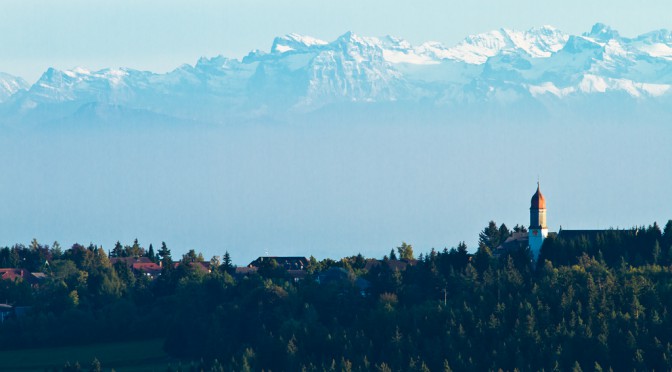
479,221,501,250
159,241,172,267
147,243,155,261
222,251,232,271
111,241,124,258
129,238,143,257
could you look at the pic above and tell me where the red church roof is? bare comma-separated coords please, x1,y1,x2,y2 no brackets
530,183,546,209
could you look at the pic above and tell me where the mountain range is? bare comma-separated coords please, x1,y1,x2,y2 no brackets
2,23,672,125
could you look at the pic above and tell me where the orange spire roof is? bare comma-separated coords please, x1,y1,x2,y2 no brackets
531,182,546,209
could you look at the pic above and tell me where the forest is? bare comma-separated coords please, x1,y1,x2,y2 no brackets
1,220,672,371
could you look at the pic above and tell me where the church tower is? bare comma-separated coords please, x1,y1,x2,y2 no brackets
529,182,548,260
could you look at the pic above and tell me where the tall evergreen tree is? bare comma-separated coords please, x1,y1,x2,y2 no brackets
498,223,510,242
182,249,198,263
128,239,143,257
147,244,155,261
51,241,63,259
222,251,232,271
479,221,501,250
474,242,493,273
513,224,528,233
457,241,469,262
158,242,172,267
111,241,124,258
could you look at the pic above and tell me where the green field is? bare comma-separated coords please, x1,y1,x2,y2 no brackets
0,339,186,371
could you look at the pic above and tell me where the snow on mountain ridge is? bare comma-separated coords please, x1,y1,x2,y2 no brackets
439,26,569,64
3,23,672,122
0,72,29,103
631,30,672,60
271,33,328,53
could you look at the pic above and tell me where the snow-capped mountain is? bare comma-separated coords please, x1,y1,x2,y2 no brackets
431,25,569,64
0,72,29,103
2,23,672,124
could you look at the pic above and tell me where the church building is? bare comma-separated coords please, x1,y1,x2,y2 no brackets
496,183,632,261
529,183,548,259
496,183,552,260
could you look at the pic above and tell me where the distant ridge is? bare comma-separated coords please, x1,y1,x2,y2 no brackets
2,23,672,125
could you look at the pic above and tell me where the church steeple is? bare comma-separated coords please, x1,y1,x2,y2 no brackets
530,182,545,209
530,182,547,229
529,182,548,260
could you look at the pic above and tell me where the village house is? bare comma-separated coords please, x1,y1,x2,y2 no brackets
364,258,418,272
0,268,45,286
110,257,162,278
247,256,309,282
248,256,309,270
316,266,371,296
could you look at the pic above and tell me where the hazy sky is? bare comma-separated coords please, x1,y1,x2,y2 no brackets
2,0,671,82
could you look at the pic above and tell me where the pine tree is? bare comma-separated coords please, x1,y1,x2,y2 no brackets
51,241,63,259
159,242,172,268
571,361,583,372
129,239,143,257
662,220,672,262
147,243,155,261
479,221,501,250
474,242,493,273
513,224,528,233
377,363,392,372
95,247,111,268
499,223,511,242
443,359,453,372
111,241,124,258
182,249,198,263
456,241,469,269
89,357,101,372
222,251,232,271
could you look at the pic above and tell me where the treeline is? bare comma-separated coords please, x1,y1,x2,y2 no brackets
0,221,671,371
539,222,672,268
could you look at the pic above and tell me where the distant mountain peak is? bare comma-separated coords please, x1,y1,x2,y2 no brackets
585,23,620,41
335,31,380,46
438,25,568,64
0,72,29,103
271,33,328,53
2,23,672,123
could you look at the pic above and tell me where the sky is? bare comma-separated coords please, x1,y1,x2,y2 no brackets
2,0,672,82
1,118,670,266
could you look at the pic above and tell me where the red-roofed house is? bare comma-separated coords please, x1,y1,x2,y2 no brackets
131,262,162,277
110,257,162,278
0,268,43,286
